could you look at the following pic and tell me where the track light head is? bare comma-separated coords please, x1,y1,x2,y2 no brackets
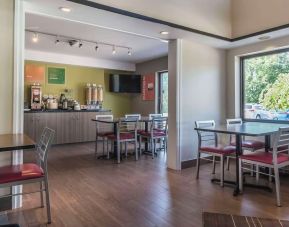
128,49,132,56
32,33,39,43
95,44,99,52
79,41,83,48
55,39,60,44
112,46,116,55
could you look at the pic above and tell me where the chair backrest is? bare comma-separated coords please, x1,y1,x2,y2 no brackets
226,118,243,142
125,114,141,120
117,119,138,141
95,115,114,134
226,118,243,125
36,127,55,170
150,117,168,136
272,127,289,164
195,120,217,148
149,113,163,120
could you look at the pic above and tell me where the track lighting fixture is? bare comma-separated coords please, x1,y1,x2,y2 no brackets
112,46,116,55
32,33,39,43
26,30,132,55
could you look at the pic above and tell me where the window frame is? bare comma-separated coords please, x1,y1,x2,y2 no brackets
240,47,289,124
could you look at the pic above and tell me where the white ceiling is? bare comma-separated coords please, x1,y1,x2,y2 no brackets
25,13,168,64
24,0,289,52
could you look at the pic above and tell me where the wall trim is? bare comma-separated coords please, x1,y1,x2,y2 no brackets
67,0,289,42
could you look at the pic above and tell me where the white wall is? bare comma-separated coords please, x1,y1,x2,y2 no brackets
180,40,226,161
226,36,289,118
25,49,136,72
232,0,289,38
131,56,168,115
88,0,232,37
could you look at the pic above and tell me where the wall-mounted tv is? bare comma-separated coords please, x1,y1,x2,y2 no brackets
109,74,141,93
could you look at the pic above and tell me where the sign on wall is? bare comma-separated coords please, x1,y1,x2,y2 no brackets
142,73,155,101
47,67,66,85
25,64,45,84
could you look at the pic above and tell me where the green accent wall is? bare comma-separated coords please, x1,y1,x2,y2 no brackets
24,60,132,117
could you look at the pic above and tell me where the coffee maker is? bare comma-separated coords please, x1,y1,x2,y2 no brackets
31,85,42,110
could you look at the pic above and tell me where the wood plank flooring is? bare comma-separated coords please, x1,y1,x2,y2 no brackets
5,143,289,226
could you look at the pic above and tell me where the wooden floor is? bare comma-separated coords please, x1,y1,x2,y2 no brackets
5,143,289,227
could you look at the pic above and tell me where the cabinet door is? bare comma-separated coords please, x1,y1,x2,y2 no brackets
24,113,35,140
44,113,57,144
88,112,97,142
34,113,47,143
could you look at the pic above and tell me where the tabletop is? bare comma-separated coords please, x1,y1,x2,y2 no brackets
91,117,165,124
194,122,289,136
0,134,36,152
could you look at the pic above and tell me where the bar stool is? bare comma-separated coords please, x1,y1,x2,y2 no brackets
0,127,55,224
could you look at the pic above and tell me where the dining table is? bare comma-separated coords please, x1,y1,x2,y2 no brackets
0,134,35,152
91,117,155,160
194,121,288,196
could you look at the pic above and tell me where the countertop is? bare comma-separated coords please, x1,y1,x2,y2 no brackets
24,109,111,113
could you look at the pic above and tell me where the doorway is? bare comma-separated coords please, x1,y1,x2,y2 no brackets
158,71,168,116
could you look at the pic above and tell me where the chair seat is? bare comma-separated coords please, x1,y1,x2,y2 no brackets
231,140,264,150
200,145,236,155
0,163,44,184
97,132,114,137
138,131,167,137
240,151,289,165
107,133,135,141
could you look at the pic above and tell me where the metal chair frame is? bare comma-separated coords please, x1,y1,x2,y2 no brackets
239,126,289,206
95,115,114,159
195,120,233,187
139,117,168,159
0,127,55,224
108,119,139,163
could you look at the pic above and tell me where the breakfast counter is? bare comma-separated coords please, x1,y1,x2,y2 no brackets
24,109,111,145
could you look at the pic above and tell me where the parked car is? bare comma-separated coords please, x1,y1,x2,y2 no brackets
244,103,279,120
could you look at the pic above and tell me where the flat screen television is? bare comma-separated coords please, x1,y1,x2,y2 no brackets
109,74,141,93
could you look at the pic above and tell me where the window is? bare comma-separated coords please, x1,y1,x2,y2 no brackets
241,48,289,122
157,71,168,115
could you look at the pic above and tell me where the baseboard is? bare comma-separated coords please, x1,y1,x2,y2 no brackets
181,156,214,169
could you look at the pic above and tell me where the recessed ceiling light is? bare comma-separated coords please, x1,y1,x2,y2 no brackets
160,31,169,35
59,7,71,12
258,36,271,41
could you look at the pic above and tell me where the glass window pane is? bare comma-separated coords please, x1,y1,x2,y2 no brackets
243,50,289,121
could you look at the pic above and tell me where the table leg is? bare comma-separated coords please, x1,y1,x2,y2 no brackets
234,134,242,196
113,123,118,160
144,121,149,151
265,135,271,152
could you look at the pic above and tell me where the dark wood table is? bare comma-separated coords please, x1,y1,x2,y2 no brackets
194,122,288,196
0,134,36,152
91,117,153,160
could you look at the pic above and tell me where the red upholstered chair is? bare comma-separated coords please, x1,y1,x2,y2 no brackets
95,115,114,158
138,117,168,159
107,119,138,163
195,120,236,187
0,127,55,224
239,127,289,206
227,119,265,151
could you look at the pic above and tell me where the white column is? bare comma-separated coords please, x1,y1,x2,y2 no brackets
167,39,182,170
12,0,25,209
